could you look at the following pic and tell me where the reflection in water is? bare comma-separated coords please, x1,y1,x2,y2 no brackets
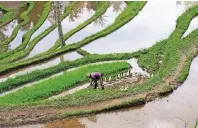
177,1,198,9
180,1,198,38
0,2,24,43
65,3,126,45
0,1,21,8
110,1,125,13
182,16,198,38
9,2,47,50
28,4,95,58
29,10,54,41
0,10,2,19
127,58,150,77
21,2,46,30
39,56,198,128
82,1,185,54
0,20,18,42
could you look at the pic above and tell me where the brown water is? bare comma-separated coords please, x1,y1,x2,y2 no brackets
82,1,186,54
0,1,21,8
27,7,95,58
29,9,54,42
39,56,198,128
65,2,126,45
9,2,46,50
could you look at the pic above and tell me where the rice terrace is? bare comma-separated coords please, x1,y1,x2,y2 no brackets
0,1,198,128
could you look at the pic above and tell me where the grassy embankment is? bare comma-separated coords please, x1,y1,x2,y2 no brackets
47,1,110,51
0,3,27,53
0,1,145,93
0,2,146,74
0,4,15,28
1,2,198,107
0,2,50,60
0,1,197,121
0,62,129,104
19,4,198,110
0,2,77,62
0,2,110,64
77,49,91,56
0,2,34,52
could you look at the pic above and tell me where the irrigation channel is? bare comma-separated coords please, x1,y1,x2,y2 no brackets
16,55,198,128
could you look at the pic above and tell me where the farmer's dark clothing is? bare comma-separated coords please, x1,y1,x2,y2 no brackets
89,72,104,89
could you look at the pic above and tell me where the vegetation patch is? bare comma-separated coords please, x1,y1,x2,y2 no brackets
0,2,198,125
48,1,110,51
0,2,77,63
0,2,50,61
0,62,129,104
0,2,110,63
77,49,91,56
0,1,34,48
0,4,15,28
29,4,198,108
0,1,146,74
0,52,139,93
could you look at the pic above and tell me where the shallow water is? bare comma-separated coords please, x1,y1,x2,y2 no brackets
28,8,95,58
0,10,2,19
9,27,28,50
0,52,82,83
82,1,186,54
41,56,198,128
65,3,126,45
182,16,198,38
0,20,18,42
9,2,45,50
29,10,53,42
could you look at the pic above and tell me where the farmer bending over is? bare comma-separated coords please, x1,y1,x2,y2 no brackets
86,72,104,90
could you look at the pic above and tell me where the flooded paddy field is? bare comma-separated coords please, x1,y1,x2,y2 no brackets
27,4,95,58
0,1,198,128
18,56,198,128
82,1,186,54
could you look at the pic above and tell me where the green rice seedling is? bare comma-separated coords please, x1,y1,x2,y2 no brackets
0,62,129,104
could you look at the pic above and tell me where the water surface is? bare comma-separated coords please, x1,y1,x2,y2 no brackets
82,1,186,54
182,16,198,38
43,56,198,128
9,2,45,50
0,20,18,42
28,8,95,58
65,3,126,45
0,52,82,82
